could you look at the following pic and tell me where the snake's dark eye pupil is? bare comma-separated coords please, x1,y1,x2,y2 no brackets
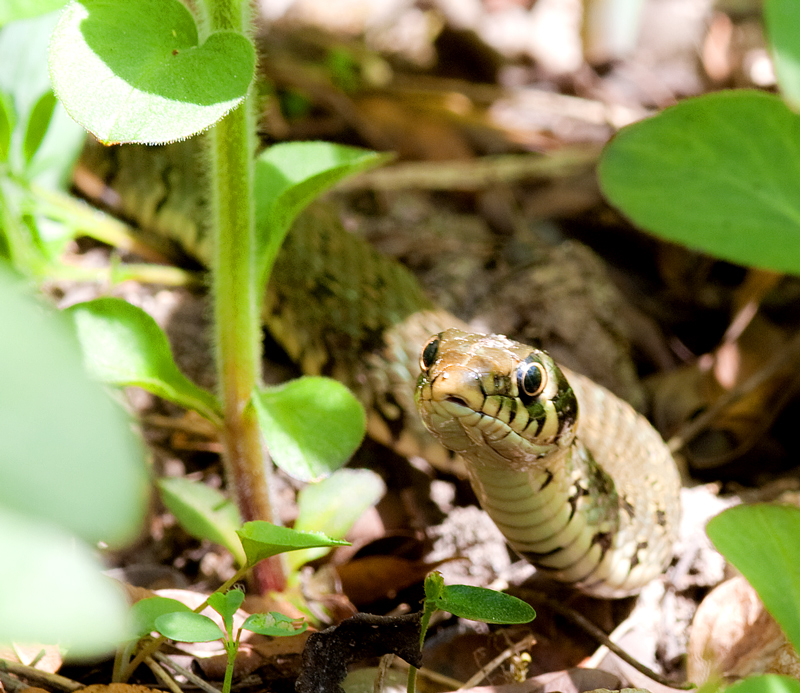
420,336,440,371
518,362,545,398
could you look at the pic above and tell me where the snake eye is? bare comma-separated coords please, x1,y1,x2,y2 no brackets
420,335,440,372
518,360,546,399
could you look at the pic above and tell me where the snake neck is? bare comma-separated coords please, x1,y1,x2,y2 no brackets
466,437,623,591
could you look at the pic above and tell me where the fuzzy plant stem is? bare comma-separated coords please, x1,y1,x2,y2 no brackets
202,0,285,592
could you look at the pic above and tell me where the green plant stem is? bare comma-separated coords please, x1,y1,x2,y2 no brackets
221,636,239,693
202,0,284,592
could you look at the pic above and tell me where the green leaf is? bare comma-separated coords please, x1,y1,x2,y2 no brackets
23,89,56,163
0,1,67,26
129,597,192,638
236,521,349,568
242,612,307,637
157,477,244,566
598,90,800,275
435,585,535,625
0,265,147,546
0,506,132,656
66,298,222,422
208,589,244,635
252,376,365,482
765,0,800,109
155,611,224,643
727,675,800,693
254,142,391,285
706,504,800,653
287,469,385,570
48,0,255,144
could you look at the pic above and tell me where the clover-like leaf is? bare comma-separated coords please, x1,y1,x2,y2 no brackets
49,0,255,144
66,298,221,422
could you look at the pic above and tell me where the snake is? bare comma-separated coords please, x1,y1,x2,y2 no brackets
76,139,682,597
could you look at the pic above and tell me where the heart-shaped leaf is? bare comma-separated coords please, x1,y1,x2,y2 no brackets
599,90,800,275
155,611,223,643
252,376,365,482
157,477,244,565
208,589,245,634
49,0,255,144
66,298,221,422
236,521,349,568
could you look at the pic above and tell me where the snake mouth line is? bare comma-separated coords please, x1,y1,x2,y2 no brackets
445,395,469,408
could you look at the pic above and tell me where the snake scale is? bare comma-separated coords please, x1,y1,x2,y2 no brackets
77,139,681,597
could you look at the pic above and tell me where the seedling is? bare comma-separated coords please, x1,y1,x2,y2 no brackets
407,572,535,693
123,519,347,686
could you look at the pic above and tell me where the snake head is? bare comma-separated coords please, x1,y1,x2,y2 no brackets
415,328,578,469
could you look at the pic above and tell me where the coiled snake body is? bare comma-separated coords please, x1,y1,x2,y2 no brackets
78,140,682,597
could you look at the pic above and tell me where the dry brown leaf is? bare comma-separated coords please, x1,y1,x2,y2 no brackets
335,555,448,606
687,575,785,684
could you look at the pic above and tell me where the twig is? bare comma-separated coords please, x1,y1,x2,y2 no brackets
152,651,222,693
0,670,28,693
0,658,82,692
517,590,692,689
459,633,535,689
337,149,600,192
144,656,183,693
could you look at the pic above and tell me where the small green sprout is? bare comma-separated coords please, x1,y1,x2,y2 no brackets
408,572,535,693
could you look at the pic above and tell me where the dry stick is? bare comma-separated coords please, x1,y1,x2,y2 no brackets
667,328,800,456
518,590,692,690
144,656,183,693
459,633,535,689
0,659,82,692
152,651,222,693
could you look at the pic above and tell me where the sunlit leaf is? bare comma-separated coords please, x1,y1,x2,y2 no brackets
236,521,349,567
49,0,255,144
252,376,365,482
66,298,221,422
707,504,800,653
599,91,800,275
